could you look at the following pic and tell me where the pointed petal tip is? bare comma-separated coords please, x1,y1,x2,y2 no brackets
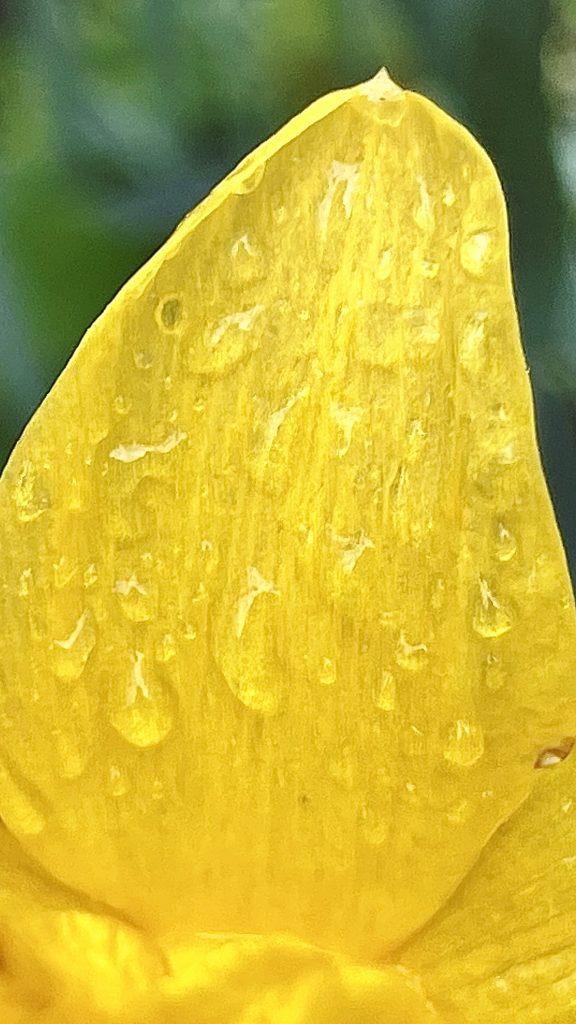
357,67,404,102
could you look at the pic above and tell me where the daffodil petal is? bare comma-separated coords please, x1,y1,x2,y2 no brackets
399,753,576,1022
0,68,574,1018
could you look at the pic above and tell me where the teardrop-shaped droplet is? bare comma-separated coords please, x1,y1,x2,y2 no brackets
460,310,488,373
155,294,184,333
484,653,506,691
155,633,177,663
495,521,517,562
229,161,266,195
373,670,396,711
114,575,153,623
534,737,574,769
443,719,485,767
472,578,513,638
12,460,51,522
109,764,130,797
52,610,97,682
110,652,173,749
396,632,428,671
318,656,337,686
460,230,493,276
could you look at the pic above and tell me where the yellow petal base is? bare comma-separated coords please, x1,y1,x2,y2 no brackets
0,916,439,1023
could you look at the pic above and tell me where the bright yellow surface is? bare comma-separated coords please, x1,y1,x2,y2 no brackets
0,68,575,1021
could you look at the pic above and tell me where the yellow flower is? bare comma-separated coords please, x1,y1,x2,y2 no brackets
0,68,575,1023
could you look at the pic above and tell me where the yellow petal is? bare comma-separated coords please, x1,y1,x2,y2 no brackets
399,751,576,1022
0,66,575,1018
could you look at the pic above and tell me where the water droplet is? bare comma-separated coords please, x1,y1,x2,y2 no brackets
18,567,32,598
133,351,153,370
230,233,254,258
431,576,446,610
319,656,337,686
156,295,184,332
460,311,488,372
53,555,78,589
472,578,513,638
413,176,434,233
403,306,440,354
444,719,485,767
235,566,279,639
191,305,265,377
446,798,473,824
229,161,266,195
358,67,403,102
495,522,517,562
328,748,355,790
442,184,456,207
84,563,98,588
109,431,187,464
109,764,130,797
484,653,506,691
396,632,428,671
402,723,425,756
330,402,363,457
460,230,492,276
253,387,310,474
0,766,45,835
155,633,176,663
418,257,439,279
331,528,375,574
377,247,393,280
534,737,574,769
114,574,153,623
110,652,173,749
52,611,97,682
114,394,131,416
151,777,164,801
406,419,426,462
373,670,396,711
270,200,284,223
318,161,360,240
12,460,51,522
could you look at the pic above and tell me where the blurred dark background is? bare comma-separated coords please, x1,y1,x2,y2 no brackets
1,0,576,576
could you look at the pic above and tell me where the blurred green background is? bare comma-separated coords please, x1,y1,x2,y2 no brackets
1,0,576,574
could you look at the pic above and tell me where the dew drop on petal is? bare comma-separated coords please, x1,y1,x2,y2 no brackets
114,574,153,623
472,577,513,638
12,461,51,522
51,610,97,682
109,764,130,797
495,521,517,562
110,652,173,749
460,230,492,276
484,653,506,691
534,737,574,769
155,295,184,332
396,632,428,671
318,656,337,687
373,670,396,711
133,351,154,370
443,719,485,767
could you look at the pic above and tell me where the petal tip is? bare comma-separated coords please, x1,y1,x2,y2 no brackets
357,66,404,102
